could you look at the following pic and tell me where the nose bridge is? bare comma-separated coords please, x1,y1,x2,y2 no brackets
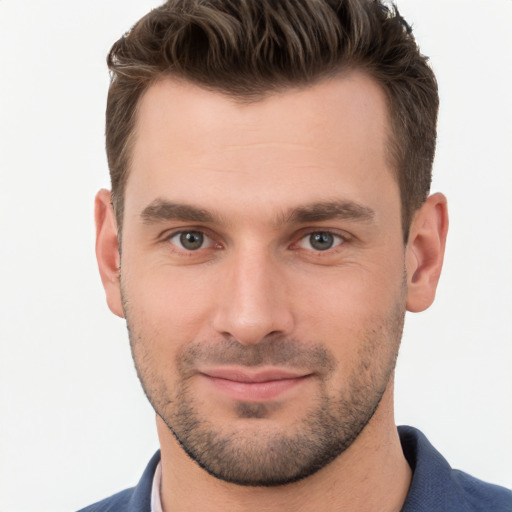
213,243,293,345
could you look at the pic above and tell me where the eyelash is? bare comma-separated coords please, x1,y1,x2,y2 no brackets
162,228,349,256
166,230,220,253
294,231,346,252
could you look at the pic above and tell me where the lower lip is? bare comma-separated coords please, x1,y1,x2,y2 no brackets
201,375,310,402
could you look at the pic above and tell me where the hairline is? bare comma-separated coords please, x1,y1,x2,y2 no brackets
113,69,416,243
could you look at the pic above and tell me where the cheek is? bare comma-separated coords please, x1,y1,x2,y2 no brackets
121,260,219,345
290,263,405,356
294,264,401,320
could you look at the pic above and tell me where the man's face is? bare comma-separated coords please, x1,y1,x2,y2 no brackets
118,73,408,485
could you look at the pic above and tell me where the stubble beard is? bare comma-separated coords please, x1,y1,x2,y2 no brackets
123,289,406,487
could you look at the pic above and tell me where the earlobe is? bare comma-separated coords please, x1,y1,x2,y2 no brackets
95,189,124,318
405,193,449,313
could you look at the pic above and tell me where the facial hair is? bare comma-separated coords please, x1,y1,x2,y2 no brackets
124,288,406,487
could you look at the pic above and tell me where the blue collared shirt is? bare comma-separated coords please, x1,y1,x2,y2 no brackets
78,426,512,511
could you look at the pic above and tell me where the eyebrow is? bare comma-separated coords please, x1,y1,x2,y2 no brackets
141,200,216,224
283,200,375,225
140,198,375,226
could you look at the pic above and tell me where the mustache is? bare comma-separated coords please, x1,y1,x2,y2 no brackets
176,334,336,375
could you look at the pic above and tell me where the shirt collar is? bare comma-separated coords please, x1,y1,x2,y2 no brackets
149,426,480,512
151,460,164,512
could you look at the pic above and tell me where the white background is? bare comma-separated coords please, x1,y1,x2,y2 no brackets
0,1,511,511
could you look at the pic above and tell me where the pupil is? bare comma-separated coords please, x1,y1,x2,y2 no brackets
180,231,203,250
310,232,333,251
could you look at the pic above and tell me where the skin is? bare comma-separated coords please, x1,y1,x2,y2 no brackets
96,72,448,512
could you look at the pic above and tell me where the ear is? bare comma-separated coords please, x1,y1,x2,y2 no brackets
95,189,124,318
405,193,449,313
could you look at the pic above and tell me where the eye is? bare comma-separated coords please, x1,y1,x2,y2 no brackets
169,230,213,251
298,231,344,251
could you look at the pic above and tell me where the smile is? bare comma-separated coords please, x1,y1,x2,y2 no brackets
199,368,313,402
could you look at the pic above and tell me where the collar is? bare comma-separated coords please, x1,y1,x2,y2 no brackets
143,427,510,512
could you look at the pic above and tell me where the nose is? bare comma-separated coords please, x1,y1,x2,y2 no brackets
212,248,295,345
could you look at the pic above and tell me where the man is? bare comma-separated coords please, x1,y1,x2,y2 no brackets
80,0,511,510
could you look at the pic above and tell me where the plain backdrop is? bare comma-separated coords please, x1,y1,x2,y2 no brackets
0,1,511,511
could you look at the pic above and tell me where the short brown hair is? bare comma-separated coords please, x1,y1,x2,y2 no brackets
106,0,438,241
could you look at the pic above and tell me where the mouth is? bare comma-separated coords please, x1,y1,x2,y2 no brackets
198,367,313,402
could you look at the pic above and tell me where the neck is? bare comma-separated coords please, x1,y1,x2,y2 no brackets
156,384,411,512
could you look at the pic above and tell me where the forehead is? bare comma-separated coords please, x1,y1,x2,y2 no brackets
133,72,390,159
126,72,398,222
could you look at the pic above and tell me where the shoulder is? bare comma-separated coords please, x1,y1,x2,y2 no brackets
76,488,134,512
75,451,161,512
450,469,512,512
399,426,511,512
